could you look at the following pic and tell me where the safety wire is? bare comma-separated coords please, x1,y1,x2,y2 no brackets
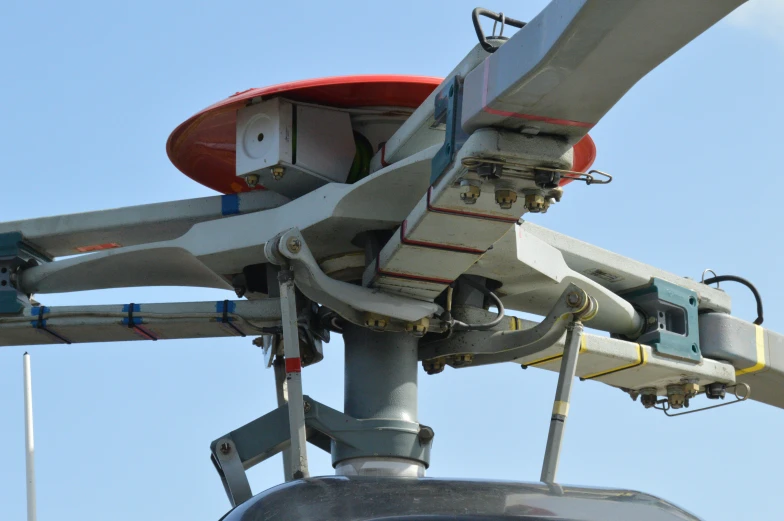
653,382,751,417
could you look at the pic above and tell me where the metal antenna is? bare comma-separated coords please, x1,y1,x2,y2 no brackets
23,352,37,521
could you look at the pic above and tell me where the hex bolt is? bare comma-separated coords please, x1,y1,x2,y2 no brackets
418,426,435,444
566,291,583,308
647,316,657,325
363,312,388,331
495,189,518,210
219,442,232,455
667,384,686,409
450,354,474,367
286,237,302,254
639,388,658,409
459,181,481,205
405,317,430,337
303,401,312,413
524,194,548,213
423,358,446,375
272,166,285,180
244,174,260,188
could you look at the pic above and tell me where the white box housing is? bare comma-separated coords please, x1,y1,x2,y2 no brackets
236,98,356,198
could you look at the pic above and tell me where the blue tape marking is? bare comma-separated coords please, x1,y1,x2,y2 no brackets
121,317,143,326
215,300,237,313
221,194,240,216
122,304,141,312
31,306,49,316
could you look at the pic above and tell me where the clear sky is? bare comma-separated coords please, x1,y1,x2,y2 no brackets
0,1,782,520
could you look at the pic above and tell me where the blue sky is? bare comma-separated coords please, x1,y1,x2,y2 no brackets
0,1,782,520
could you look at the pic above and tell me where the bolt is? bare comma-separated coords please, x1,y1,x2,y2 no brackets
450,353,474,367
423,358,446,375
524,193,549,213
219,442,232,455
303,401,312,413
405,317,430,337
459,181,481,205
286,237,302,254
705,382,726,400
639,388,658,409
647,316,657,325
271,166,285,180
667,384,686,409
244,174,260,188
418,425,435,444
363,312,388,331
566,291,583,308
495,189,518,210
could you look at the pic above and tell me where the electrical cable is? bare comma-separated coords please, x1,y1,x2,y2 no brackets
450,277,505,331
702,274,764,325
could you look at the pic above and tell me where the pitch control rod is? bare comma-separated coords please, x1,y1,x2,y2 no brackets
540,314,586,483
278,268,310,480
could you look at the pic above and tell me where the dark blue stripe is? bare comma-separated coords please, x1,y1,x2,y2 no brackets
215,300,236,313
221,194,240,216
122,317,143,326
122,304,141,312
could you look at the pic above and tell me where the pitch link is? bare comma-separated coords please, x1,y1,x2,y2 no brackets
269,228,443,332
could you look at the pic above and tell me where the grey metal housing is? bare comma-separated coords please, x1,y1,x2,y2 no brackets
221,476,702,521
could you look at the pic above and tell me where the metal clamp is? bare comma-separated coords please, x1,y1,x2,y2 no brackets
419,284,596,367
272,228,442,330
653,383,750,417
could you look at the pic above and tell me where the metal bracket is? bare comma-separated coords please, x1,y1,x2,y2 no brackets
431,76,469,184
0,232,50,315
619,277,701,362
209,396,433,507
273,228,442,330
419,284,596,367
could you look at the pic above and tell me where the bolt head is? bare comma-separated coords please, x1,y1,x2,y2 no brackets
566,291,582,308
286,237,302,254
303,401,312,413
244,174,260,188
271,166,285,180
460,185,481,204
219,442,232,455
494,189,518,210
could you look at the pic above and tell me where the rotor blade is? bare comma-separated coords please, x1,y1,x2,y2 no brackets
462,0,746,141
16,146,438,295
0,190,289,259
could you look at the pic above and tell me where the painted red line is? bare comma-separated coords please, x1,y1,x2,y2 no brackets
133,326,158,341
426,187,519,224
480,59,594,129
285,357,302,373
378,268,454,285
400,220,486,254
373,252,454,285
380,143,390,167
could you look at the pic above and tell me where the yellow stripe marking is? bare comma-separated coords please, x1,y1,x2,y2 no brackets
736,325,766,376
525,334,587,367
552,401,570,416
580,344,647,380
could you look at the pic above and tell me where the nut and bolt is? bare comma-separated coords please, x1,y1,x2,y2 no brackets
450,354,474,368
495,189,518,210
666,384,686,409
271,166,286,180
566,291,583,308
219,442,232,455
647,316,658,325
705,382,726,400
423,358,446,375
244,174,260,188
459,180,481,205
364,312,388,331
524,193,549,213
286,236,302,254
405,317,430,337
303,401,312,413
639,388,658,409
